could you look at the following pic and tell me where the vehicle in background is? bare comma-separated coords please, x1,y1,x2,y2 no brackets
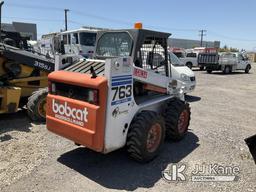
170,48,199,69
36,32,61,58
1,30,30,50
198,52,251,74
60,27,103,58
169,52,196,94
35,27,106,59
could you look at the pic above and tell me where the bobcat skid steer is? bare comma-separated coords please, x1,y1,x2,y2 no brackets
46,23,191,162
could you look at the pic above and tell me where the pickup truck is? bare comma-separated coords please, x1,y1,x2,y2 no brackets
198,52,251,74
172,51,202,69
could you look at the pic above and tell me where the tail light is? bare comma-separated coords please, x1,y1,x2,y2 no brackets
48,81,56,94
49,82,99,105
79,50,83,54
88,89,98,105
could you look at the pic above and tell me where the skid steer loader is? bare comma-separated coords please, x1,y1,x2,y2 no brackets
46,23,191,162
0,42,80,121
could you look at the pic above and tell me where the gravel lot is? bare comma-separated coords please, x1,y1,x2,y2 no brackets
1,65,256,192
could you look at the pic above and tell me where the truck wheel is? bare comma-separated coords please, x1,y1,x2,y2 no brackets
186,62,192,69
245,65,251,73
199,66,204,71
126,111,165,163
223,66,231,74
27,88,48,122
207,69,212,73
164,99,191,141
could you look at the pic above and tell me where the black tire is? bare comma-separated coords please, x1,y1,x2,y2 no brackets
207,69,212,74
245,65,251,73
27,88,48,122
186,62,193,69
199,66,204,71
126,111,165,163
164,99,191,141
223,66,231,74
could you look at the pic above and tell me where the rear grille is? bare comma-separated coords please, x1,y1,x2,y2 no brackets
65,60,105,76
50,82,98,104
190,76,196,81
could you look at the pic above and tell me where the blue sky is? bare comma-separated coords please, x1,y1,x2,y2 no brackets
3,0,256,50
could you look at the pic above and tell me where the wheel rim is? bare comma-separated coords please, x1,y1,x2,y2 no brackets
37,98,46,118
146,123,162,153
178,110,189,134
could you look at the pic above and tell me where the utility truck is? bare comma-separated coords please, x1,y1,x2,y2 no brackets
198,52,251,74
46,24,191,162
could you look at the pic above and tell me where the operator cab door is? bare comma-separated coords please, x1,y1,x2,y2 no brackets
237,53,247,70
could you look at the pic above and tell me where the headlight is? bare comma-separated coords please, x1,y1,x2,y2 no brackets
180,73,190,81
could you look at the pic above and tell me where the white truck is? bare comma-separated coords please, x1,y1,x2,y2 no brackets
169,52,196,94
35,27,104,59
198,52,252,74
172,50,199,69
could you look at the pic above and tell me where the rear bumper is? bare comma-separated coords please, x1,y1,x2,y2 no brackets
46,71,108,152
46,95,105,152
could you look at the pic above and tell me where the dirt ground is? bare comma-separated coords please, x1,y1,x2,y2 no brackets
0,65,256,192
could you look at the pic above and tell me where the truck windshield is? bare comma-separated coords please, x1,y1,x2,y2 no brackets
173,52,185,58
96,32,133,57
79,32,96,46
169,52,184,66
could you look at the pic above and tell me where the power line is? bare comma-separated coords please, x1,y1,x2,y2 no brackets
3,16,63,22
208,30,256,42
6,2,256,43
6,3,199,32
6,3,63,11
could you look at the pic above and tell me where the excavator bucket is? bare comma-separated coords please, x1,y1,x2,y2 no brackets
245,134,256,164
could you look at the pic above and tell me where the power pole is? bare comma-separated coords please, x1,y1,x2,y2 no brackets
0,1,4,42
199,30,207,47
64,9,69,31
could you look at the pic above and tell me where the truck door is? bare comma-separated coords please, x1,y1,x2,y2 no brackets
237,53,246,70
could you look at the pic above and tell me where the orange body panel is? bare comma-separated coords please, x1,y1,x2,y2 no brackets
143,84,167,94
47,71,108,152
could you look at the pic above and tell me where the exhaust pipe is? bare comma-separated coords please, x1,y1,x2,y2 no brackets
245,134,256,164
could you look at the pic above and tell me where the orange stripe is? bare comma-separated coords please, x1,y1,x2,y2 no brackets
143,84,166,94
